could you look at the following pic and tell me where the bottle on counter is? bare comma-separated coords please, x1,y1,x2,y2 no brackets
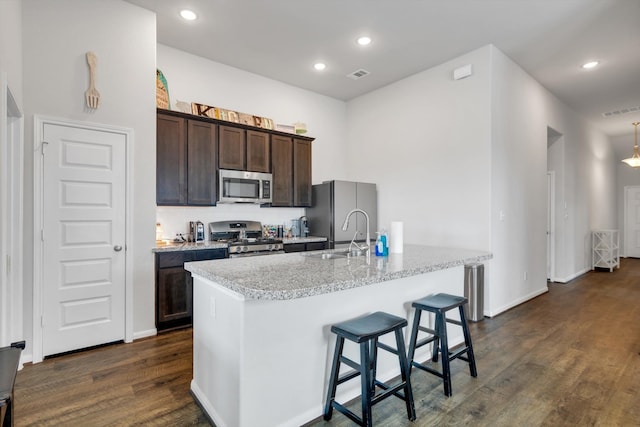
375,232,384,256
381,228,389,256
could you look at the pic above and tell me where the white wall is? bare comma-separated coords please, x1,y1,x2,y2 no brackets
616,136,640,254
21,0,157,355
345,44,617,317
489,46,616,312
346,46,493,250
156,45,349,233
0,0,23,107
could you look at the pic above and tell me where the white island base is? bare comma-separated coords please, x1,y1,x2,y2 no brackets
190,265,468,427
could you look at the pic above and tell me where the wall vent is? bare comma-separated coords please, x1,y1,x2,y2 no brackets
602,106,640,117
347,69,370,80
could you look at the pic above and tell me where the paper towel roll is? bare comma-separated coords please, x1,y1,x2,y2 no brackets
390,221,403,253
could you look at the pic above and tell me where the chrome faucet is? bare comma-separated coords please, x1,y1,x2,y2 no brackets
341,208,371,258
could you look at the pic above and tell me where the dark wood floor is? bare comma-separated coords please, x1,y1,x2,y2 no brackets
14,259,640,426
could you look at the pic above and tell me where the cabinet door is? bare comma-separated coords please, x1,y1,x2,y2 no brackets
271,135,293,206
293,139,312,207
247,130,271,172
157,114,187,205
157,266,192,325
188,120,217,205
219,125,245,170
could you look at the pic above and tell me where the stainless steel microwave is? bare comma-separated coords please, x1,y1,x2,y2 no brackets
218,169,272,204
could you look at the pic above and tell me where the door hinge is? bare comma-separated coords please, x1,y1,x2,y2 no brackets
41,140,49,155
5,255,10,275
41,229,44,241
41,315,45,327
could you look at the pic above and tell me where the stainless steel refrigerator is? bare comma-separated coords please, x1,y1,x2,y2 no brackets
306,180,377,248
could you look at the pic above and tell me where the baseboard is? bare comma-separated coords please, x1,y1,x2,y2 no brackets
487,287,548,317
553,267,590,284
133,328,157,340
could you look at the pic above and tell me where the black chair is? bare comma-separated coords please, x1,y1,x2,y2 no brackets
407,293,477,396
323,311,416,427
1,341,24,427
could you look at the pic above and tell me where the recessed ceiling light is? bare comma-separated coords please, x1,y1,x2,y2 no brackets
180,9,197,21
582,61,599,69
314,63,326,71
357,36,372,46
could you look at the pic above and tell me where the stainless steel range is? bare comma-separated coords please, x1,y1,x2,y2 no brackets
209,220,284,257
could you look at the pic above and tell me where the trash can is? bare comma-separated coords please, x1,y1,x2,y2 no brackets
464,263,484,322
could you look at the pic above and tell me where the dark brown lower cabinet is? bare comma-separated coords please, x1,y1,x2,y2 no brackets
283,241,327,253
155,248,227,331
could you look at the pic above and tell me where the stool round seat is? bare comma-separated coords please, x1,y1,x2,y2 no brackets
324,311,416,427
408,293,477,397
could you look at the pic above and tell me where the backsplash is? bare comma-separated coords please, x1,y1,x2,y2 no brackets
156,204,306,241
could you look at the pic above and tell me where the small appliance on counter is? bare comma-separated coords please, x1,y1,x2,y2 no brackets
189,221,206,242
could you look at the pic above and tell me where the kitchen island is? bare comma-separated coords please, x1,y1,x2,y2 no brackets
185,245,491,427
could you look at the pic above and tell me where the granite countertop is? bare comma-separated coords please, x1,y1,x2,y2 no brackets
152,236,327,253
184,244,492,300
282,236,327,244
152,241,228,253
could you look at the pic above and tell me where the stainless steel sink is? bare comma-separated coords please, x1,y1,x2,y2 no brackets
305,249,368,259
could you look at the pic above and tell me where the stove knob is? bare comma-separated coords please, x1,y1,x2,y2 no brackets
242,246,249,252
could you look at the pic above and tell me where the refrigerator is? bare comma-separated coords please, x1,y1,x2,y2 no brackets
306,180,377,249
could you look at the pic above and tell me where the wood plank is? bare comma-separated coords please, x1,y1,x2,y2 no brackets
14,259,640,426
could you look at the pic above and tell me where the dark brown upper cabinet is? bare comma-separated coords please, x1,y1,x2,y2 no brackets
157,112,217,206
218,125,245,170
271,135,312,207
156,108,313,207
271,134,293,206
246,130,271,173
293,139,312,207
219,126,271,173
187,120,217,205
157,114,187,205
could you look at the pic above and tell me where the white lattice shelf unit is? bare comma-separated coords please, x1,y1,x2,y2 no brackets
592,230,620,272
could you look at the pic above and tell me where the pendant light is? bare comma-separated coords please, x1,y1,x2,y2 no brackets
622,122,640,168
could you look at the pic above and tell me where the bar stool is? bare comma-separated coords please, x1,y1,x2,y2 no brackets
407,293,477,397
323,311,416,427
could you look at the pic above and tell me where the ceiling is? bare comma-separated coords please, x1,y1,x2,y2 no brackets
126,0,640,154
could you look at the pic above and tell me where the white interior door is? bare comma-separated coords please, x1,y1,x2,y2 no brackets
42,122,126,356
624,186,640,258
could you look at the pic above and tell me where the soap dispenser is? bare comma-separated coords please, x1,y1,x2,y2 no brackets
375,232,384,257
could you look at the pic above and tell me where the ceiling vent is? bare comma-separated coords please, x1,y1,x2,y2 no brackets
602,106,640,117
347,69,370,80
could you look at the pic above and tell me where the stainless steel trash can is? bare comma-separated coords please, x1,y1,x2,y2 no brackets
464,263,484,322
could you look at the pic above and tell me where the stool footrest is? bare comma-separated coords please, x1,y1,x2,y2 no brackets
376,341,398,355
447,318,463,327
371,381,409,406
375,380,409,402
330,402,363,425
339,355,360,372
337,369,361,386
411,360,444,379
448,346,471,361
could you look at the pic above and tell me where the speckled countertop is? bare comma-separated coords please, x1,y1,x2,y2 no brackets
152,241,228,252
184,244,492,300
152,236,328,253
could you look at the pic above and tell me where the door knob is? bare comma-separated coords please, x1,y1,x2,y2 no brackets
114,245,123,252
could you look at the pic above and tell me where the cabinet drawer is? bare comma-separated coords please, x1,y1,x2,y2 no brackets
306,241,326,251
156,252,186,268
192,248,228,261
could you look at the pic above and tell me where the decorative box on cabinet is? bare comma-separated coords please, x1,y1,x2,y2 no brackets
592,230,619,272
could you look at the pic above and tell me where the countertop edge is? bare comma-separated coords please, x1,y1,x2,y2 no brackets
186,251,492,301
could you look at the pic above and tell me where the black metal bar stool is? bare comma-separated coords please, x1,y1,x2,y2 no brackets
407,293,477,397
323,311,416,427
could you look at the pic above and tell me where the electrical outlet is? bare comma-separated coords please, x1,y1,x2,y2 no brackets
210,296,216,318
